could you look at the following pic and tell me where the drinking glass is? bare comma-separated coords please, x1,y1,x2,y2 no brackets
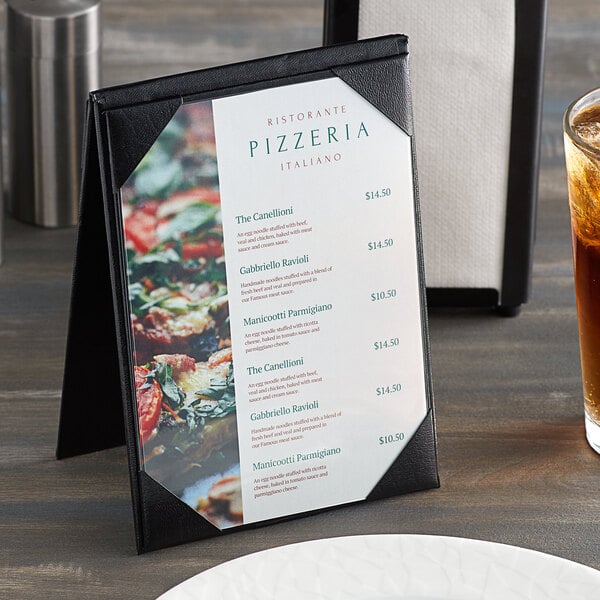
564,87,600,453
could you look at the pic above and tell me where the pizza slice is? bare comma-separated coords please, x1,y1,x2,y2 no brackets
134,348,240,500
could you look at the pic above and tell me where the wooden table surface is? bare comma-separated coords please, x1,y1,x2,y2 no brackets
2,0,600,598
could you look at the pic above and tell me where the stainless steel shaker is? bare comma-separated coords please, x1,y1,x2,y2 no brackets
6,0,100,228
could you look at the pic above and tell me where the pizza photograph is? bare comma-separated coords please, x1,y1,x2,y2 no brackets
119,101,242,529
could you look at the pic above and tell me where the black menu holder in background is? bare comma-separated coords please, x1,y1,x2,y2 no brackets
325,0,548,315
57,36,439,553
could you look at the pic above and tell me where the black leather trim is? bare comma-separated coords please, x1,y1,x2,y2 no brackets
92,35,407,111
57,105,126,459
96,102,148,554
367,410,439,501
137,472,221,553
105,98,182,193
333,53,413,136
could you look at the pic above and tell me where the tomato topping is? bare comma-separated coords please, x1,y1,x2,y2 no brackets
124,208,159,254
134,365,163,445
182,237,223,260
208,347,233,367
170,187,220,205
153,353,196,377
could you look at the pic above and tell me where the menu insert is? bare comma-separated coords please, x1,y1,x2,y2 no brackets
120,76,429,529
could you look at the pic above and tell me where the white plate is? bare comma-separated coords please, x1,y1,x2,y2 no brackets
157,534,600,599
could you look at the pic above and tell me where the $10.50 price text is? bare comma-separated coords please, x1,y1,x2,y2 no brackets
371,288,397,302
378,432,405,445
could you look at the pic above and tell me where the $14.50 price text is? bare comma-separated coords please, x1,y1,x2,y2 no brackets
367,238,394,251
365,187,392,201
376,383,402,396
373,337,400,351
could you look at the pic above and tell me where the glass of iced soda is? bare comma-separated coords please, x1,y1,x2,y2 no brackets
564,87,600,454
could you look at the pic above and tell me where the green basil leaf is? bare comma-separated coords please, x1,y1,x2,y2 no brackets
133,247,180,267
158,202,219,242
130,248,181,285
192,363,235,418
154,361,186,409
134,144,184,199
129,282,157,317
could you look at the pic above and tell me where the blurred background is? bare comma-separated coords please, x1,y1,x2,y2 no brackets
0,0,591,402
